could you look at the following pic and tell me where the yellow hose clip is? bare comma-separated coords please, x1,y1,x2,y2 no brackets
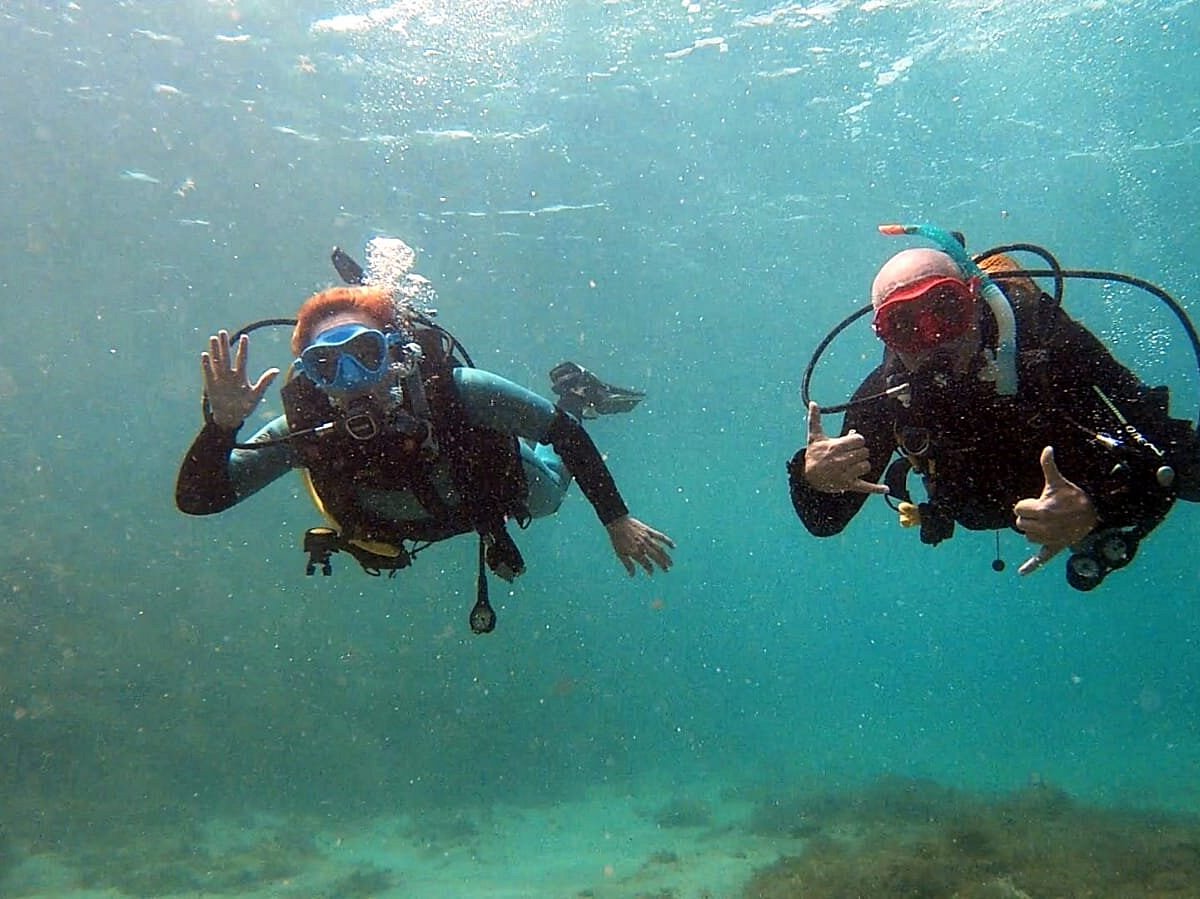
898,501,921,529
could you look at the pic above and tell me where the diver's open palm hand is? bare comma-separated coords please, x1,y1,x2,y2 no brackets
606,515,675,576
803,402,888,495
201,330,280,430
1014,446,1098,575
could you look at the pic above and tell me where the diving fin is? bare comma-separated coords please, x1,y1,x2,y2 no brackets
331,246,366,285
549,361,645,419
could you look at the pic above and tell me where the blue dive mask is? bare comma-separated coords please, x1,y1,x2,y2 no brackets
297,323,409,395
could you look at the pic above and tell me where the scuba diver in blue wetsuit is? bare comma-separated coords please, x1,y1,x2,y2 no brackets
788,224,1200,591
176,239,674,632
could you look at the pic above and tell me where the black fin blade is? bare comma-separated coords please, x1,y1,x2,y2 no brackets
331,246,365,284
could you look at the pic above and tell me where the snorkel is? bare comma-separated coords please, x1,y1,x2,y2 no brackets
879,223,1019,396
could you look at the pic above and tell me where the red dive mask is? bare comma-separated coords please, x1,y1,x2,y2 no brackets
872,275,979,354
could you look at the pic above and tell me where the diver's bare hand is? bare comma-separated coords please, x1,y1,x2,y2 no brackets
1014,446,1098,575
201,330,280,430
803,402,888,495
606,515,675,576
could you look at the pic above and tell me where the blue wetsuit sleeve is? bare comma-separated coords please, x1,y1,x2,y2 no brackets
454,368,629,524
453,368,560,440
176,416,296,515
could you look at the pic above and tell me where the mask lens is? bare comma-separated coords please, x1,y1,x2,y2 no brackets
300,328,389,387
925,285,970,329
341,331,386,372
873,277,975,353
879,307,918,349
304,347,341,384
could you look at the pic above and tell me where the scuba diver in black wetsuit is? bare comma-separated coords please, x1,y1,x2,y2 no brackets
176,238,673,632
787,224,1200,591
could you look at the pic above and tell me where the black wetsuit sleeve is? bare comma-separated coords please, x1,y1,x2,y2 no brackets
175,422,240,515
545,409,629,526
787,367,895,537
1047,310,1200,527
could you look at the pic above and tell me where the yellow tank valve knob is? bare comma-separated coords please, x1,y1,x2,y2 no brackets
898,501,921,528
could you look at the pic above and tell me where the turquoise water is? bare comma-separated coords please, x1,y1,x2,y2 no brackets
2,0,1199,894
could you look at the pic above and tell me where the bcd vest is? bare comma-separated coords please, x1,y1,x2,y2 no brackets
280,330,530,553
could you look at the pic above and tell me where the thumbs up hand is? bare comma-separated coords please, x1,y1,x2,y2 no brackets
803,402,889,496
1014,446,1099,575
